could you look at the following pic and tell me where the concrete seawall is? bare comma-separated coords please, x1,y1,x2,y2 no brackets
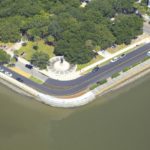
0,72,95,108
37,92,95,108
92,59,150,96
0,58,150,108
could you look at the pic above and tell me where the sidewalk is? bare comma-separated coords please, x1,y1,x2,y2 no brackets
78,36,150,74
4,35,150,80
5,42,80,80
92,58,150,96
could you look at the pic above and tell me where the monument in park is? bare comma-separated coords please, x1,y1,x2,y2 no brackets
47,56,77,80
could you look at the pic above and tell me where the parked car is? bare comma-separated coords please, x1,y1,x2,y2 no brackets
120,53,126,58
100,49,105,53
25,64,33,69
110,57,119,63
16,77,24,83
92,67,100,73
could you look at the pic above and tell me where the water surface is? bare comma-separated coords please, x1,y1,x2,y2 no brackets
0,74,150,150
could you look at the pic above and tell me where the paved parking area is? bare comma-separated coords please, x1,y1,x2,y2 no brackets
15,61,48,81
10,67,31,78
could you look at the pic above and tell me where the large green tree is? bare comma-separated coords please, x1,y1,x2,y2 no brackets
0,50,10,64
0,0,144,64
31,51,49,69
111,14,143,44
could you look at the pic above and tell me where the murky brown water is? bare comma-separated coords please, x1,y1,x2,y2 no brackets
0,74,150,150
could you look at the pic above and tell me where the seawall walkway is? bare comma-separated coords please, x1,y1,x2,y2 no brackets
0,58,150,108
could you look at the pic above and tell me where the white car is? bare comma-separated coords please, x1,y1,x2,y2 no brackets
147,51,150,57
5,71,12,77
110,57,119,63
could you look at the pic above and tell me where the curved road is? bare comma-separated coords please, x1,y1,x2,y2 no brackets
1,43,150,96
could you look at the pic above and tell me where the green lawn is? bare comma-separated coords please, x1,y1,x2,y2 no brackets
77,55,103,70
29,76,43,84
0,41,13,47
111,72,120,79
107,44,126,54
17,40,54,61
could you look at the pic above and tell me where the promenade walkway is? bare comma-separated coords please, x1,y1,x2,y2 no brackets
78,36,150,74
4,35,150,80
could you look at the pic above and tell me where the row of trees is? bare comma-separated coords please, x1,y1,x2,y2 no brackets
0,49,49,69
0,0,143,64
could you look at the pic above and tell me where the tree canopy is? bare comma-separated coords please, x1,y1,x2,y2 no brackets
31,51,49,69
0,0,143,64
0,50,10,64
111,14,143,44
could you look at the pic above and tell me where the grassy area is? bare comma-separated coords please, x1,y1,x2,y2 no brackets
111,72,120,79
29,76,43,84
0,41,13,47
123,56,150,72
123,66,131,72
90,55,150,90
97,79,107,85
142,56,150,62
107,44,126,54
81,43,146,75
17,40,54,61
90,84,99,90
90,79,107,90
77,55,103,70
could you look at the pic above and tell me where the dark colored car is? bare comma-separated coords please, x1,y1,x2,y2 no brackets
25,64,33,69
16,77,24,83
120,53,126,58
92,67,100,73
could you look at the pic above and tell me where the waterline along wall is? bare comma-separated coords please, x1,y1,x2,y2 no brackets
0,72,95,108
92,59,150,96
37,92,95,108
0,58,150,108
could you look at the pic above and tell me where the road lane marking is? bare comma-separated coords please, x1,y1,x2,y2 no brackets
67,48,150,92
10,67,31,78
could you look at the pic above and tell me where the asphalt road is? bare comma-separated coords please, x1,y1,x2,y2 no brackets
1,43,150,96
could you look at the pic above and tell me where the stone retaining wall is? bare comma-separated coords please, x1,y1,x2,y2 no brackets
92,59,150,96
0,58,149,108
0,72,95,108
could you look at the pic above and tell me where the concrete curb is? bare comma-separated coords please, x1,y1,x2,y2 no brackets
0,59,149,108
0,72,95,108
92,59,150,96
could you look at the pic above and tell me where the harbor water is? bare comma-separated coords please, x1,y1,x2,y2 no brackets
0,74,150,150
